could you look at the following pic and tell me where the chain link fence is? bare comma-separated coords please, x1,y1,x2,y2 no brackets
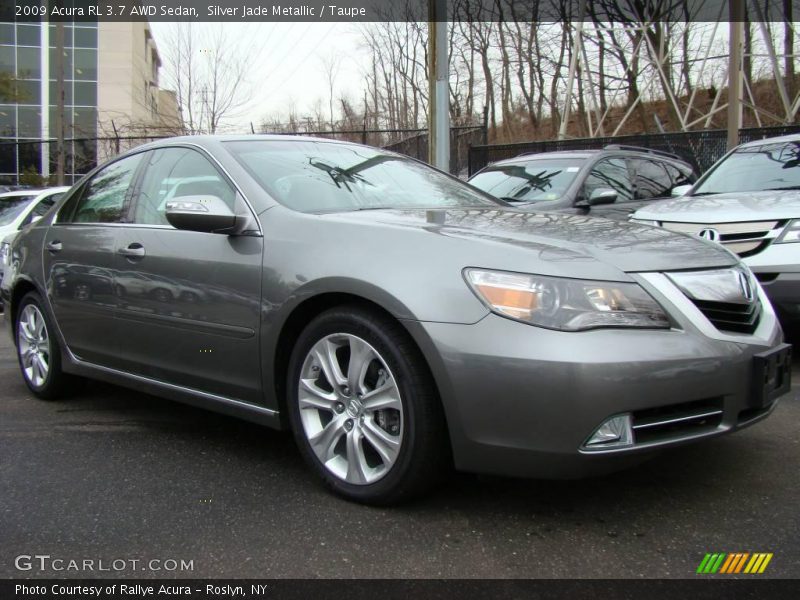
467,125,800,176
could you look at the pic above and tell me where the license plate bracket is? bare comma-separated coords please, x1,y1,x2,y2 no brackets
752,343,792,408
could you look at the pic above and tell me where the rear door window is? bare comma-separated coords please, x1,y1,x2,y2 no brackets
631,159,674,200
582,158,633,203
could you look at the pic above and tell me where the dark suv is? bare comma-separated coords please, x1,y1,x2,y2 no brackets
468,145,697,221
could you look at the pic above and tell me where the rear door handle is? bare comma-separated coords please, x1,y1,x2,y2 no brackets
118,243,145,260
46,240,62,254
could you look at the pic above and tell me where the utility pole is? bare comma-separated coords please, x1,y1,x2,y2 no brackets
727,0,744,150
558,0,586,140
54,21,65,185
427,0,450,172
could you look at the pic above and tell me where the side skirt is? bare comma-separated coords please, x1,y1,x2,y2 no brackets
62,350,283,430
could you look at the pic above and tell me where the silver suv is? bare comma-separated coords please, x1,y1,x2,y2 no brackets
633,134,800,328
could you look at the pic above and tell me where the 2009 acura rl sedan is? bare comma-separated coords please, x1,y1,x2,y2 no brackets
1,136,791,504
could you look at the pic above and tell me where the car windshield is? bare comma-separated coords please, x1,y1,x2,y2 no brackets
469,158,585,202
694,141,800,194
225,140,500,213
0,195,37,226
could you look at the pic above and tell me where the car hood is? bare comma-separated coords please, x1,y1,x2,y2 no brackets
323,208,736,273
634,190,800,223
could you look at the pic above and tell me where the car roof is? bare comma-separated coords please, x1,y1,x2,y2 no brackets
134,134,363,153
0,190,44,198
489,150,600,166
484,147,690,169
737,133,800,149
0,186,69,198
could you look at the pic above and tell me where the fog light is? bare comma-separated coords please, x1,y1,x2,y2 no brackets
584,414,634,449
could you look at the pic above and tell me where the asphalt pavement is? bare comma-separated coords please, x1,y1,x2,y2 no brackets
1,314,798,579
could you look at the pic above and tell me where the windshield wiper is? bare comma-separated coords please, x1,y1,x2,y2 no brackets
499,196,530,203
764,185,800,191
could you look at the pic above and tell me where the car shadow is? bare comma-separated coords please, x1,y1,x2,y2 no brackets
50,375,793,522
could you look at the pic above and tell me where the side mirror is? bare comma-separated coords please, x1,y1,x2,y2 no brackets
165,195,239,234
577,188,618,208
671,184,692,197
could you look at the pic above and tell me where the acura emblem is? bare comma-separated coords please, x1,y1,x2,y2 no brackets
698,228,721,242
738,271,755,303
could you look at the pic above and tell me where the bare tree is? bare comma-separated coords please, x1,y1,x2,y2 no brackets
161,24,253,134
319,55,342,130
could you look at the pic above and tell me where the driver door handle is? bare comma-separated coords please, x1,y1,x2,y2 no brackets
46,240,62,254
118,243,146,260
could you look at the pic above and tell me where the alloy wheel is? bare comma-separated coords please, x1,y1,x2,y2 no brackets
297,333,404,485
18,304,51,388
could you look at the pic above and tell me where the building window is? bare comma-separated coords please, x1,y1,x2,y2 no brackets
0,46,14,75
0,23,13,45
0,142,17,177
18,106,42,138
73,107,96,138
49,80,74,105
16,46,41,79
0,105,16,136
16,24,40,47
48,47,73,81
16,80,40,105
73,27,97,48
48,25,73,47
73,80,95,106
73,48,96,80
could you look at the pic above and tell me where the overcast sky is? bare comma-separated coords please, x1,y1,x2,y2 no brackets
149,22,369,132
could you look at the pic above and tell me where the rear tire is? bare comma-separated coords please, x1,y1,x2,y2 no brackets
287,305,449,505
15,291,78,400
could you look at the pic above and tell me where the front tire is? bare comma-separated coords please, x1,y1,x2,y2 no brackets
287,305,449,504
15,291,76,400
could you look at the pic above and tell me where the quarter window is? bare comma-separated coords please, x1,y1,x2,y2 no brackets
67,153,143,223
583,158,632,203
131,147,236,226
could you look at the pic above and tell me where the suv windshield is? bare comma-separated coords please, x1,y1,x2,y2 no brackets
469,158,585,202
694,141,800,194
0,195,37,226
225,140,500,213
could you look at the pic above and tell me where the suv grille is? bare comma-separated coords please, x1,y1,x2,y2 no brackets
660,220,786,257
690,298,762,334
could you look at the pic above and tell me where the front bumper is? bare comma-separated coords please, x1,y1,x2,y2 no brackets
406,278,786,479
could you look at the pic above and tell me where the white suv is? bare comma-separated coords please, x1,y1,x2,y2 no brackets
632,134,800,328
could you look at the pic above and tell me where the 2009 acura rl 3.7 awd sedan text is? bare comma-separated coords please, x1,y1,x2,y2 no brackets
1,136,792,504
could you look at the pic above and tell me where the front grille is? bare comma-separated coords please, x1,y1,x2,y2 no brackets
660,220,786,257
632,398,724,444
691,298,762,334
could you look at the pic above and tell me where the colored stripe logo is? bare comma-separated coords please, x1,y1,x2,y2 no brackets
697,552,773,574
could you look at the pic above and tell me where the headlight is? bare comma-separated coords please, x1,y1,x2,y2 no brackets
464,268,670,331
775,220,800,243
0,242,9,266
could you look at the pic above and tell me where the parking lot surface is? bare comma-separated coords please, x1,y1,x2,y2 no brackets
1,315,798,579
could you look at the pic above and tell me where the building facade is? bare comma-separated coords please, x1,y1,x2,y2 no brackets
0,20,179,185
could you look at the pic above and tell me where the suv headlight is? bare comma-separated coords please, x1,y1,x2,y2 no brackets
465,268,670,331
775,220,800,243
629,218,660,227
